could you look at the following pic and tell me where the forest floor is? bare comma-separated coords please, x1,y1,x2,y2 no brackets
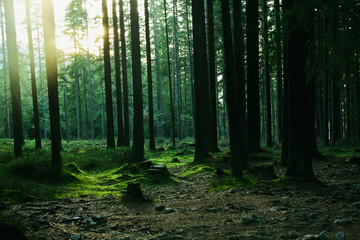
1,140,360,240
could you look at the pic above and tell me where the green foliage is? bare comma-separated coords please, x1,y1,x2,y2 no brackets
209,176,257,192
179,164,216,177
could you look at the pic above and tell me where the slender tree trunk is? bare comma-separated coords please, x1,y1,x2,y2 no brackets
119,0,130,146
5,0,23,156
0,3,10,139
25,0,41,149
164,0,176,146
73,29,81,139
262,0,272,147
102,0,115,148
185,0,195,138
130,0,144,160
101,76,105,139
145,0,155,150
62,55,70,143
112,0,125,146
221,0,247,177
42,0,62,168
207,0,219,152
85,0,94,141
246,0,261,152
274,0,282,146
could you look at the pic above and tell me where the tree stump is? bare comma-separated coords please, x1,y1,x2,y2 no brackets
125,182,146,202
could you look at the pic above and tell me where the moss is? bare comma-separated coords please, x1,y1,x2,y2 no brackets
179,165,216,177
209,176,257,192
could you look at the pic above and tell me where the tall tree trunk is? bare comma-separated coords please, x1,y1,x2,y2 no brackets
284,0,316,180
206,0,219,152
0,3,10,139
145,0,155,150
221,0,247,177
185,0,195,138
85,0,94,141
42,0,62,168
262,0,272,147
164,0,176,146
102,0,115,148
119,0,130,146
112,0,125,146
25,0,41,149
130,0,144,160
62,55,70,143
73,29,81,139
192,0,209,162
274,0,282,145
246,0,261,152
5,0,23,156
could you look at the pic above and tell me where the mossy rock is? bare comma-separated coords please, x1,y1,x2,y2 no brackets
64,162,84,174
114,164,139,174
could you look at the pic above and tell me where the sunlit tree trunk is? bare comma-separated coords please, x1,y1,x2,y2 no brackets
119,0,130,146
4,0,23,156
0,3,10,139
42,0,62,168
102,0,115,148
25,0,41,149
164,0,176,146
112,0,125,146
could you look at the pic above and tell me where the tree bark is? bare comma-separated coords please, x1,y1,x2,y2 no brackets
112,0,125,147
145,0,155,150
42,0,62,168
246,0,261,153
4,0,23,156
274,0,282,145
102,0,115,148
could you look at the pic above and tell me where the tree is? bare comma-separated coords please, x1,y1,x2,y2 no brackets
4,0,23,157
164,0,176,147
119,0,130,146
192,0,209,162
42,0,62,168
246,0,261,152
130,0,144,160
274,0,282,145
284,0,316,180
102,0,115,148
25,0,41,149
145,0,155,150
206,0,219,152
0,2,10,139
221,0,247,177
112,0,125,147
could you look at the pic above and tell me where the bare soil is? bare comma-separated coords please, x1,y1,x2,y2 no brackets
1,155,360,240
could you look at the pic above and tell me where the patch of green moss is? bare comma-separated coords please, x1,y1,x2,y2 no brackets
179,164,216,177
209,176,257,192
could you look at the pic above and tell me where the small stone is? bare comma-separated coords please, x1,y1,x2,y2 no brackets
319,230,332,240
269,199,281,206
91,214,102,222
303,235,318,240
155,204,165,211
241,214,260,225
350,201,360,209
165,207,175,213
207,207,222,213
304,197,317,204
71,234,81,240
335,232,346,240
334,218,351,226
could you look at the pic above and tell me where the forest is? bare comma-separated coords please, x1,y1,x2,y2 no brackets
0,0,360,239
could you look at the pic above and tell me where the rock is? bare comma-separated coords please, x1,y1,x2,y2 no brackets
149,165,171,178
91,214,102,222
319,230,332,240
334,218,351,226
228,236,241,240
304,197,318,204
303,235,318,240
269,199,281,206
156,204,165,211
207,207,222,213
165,207,175,213
71,234,81,240
335,232,346,240
353,184,360,191
241,214,260,225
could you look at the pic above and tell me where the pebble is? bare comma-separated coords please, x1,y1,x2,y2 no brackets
71,234,81,240
350,201,360,209
335,232,346,240
241,214,260,225
334,218,351,226
227,236,241,240
155,204,165,211
319,230,332,240
165,207,175,213
303,235,318,240
91,214,102,222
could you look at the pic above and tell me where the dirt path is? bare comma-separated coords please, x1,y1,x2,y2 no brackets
2,157,360,240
